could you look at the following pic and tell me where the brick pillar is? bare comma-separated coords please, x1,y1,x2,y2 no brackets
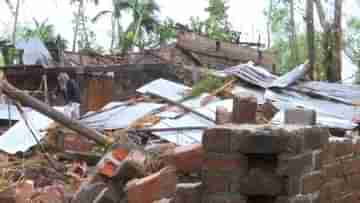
216,106,231,125
202,125,329,203
232,94,257,124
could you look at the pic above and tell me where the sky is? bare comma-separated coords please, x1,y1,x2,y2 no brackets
0,0,268,49
0,0,359,50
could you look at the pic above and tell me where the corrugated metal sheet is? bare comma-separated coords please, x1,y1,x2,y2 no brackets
221,62,360,130
0,104,31,121
137,78,190,102
0,107,66,154
80,102,164,130
269,64,309,88
220,62,277,88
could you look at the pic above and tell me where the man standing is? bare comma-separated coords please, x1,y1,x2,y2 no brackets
55,72,81,119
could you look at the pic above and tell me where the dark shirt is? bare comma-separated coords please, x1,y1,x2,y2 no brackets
59,79,81,104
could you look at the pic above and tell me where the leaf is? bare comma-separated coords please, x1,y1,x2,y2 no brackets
92,10,112,23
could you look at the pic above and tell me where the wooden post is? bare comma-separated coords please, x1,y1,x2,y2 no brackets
0,79,109,146
232,93,257,124
42,74,49,104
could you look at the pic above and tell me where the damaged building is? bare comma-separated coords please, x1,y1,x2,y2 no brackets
0,31,359,203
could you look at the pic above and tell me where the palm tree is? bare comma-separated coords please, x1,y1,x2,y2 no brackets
92,0,126,52
70,0,99,52
93,0,159,53
122,0,160,52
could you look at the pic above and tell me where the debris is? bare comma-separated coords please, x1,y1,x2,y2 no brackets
0,79,110,146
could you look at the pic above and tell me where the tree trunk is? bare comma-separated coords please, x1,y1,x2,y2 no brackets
110,15,115,52
289,0,299,65
72,1,83,52
333,0,343,82
5,0,15,17
12,0,20,44
313,0,330,32
306,0,315,80
266,0,273,49
133,11,144,51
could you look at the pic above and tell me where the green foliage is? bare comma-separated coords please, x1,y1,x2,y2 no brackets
143,17,177,49
346,17,360,60
190,17,205,35
0,39,17,65
189,74,224,98
270,32,328,80
188,0,233,42
156,18,177,45
118,0,160,53
204,0,232,41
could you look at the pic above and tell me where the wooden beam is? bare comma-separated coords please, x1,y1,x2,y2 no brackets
0,79,110,146
1,64,171,75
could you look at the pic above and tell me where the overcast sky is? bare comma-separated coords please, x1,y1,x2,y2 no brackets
0,0,359,50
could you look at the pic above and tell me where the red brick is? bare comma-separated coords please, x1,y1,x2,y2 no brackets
204,153,247,173
126,167,177,203
203,127,231,153
216,106,232,125
302,171,323,194
164,144,203,173
0,187,16,203
232,94,257,124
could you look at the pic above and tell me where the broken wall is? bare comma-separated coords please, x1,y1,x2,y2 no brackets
199,124,360,203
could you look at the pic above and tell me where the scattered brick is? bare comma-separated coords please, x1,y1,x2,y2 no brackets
126,167,177,203
163,144,204,173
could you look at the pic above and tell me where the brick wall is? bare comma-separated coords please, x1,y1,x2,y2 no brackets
200,124,360,203
316,137,360,202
